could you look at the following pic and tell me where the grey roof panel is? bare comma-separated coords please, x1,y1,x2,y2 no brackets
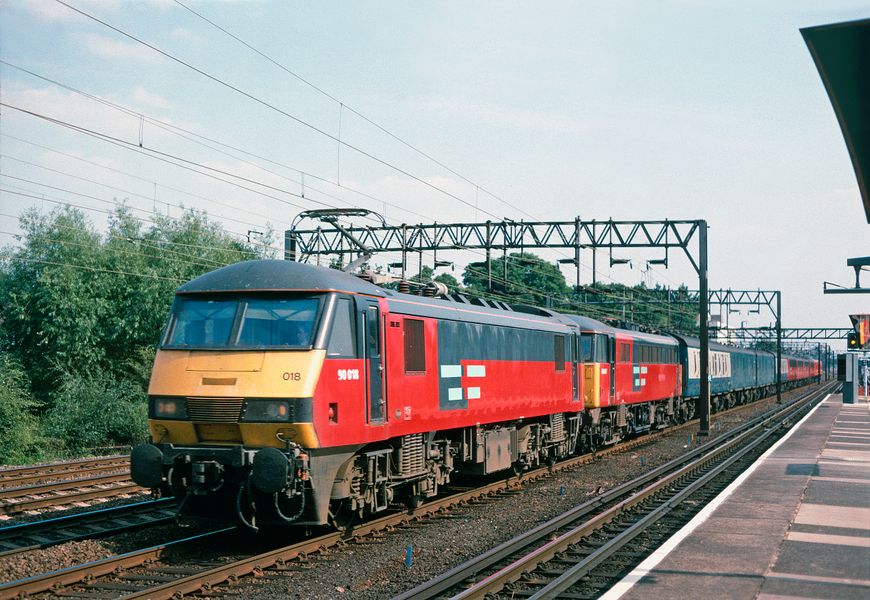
177,260,387,296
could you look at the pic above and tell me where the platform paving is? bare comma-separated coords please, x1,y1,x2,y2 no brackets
608,392,870,600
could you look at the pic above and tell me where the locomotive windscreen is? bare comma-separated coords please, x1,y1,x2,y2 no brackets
162,296,320,349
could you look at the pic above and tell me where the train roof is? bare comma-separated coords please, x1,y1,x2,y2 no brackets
565,314,615,332
176,260,387,297
566,315,677,345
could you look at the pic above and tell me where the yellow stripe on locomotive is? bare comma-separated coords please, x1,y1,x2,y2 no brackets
147,349,325,449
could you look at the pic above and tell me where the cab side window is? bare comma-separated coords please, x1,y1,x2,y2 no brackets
327,297,356,358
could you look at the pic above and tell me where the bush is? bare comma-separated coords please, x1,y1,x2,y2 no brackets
45,373,149,453
0,354,49,464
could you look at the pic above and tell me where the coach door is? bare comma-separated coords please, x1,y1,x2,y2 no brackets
360,300,385,423
571,333,579,401
609,336,616,399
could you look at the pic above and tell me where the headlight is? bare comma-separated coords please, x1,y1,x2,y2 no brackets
242,400,291,422
150,397,188,419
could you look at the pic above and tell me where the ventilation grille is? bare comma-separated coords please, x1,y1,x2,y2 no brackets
399,433,425,475
186,398,244,423
551,413,566,442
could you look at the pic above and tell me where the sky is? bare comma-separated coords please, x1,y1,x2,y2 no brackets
1,0,867,350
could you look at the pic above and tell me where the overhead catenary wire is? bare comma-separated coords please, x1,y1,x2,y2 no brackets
51,0,502,220
0,185,284,257
0,223,232,272
171,0,538,222
2,79,692,319
1,64,682,307
158,4,689,300
0,154,284,231
0,208,253,269
0,60,431,224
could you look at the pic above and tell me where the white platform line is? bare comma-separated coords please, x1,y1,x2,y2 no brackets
599,393,832,600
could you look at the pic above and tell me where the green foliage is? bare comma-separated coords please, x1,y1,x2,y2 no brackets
44,372,148,453
463,252,570,306
572,282,698,333
410,265,460,293
0,353,48,464
0,205,272,462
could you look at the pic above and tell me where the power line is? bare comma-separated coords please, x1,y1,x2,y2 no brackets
0,60,431,224
5,255,186,283
2,105,692,319
1,153,282,231
171,0,537,222
0,63,676,305
1,102,319,212
0,207,259,263
0,224,230,272
9,10,691,305
0,185,284,256
161,4,687,300
52,0,502,220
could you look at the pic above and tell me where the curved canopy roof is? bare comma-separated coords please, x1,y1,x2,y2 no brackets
801,19,870,223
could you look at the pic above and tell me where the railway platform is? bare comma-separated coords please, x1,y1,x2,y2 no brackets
608,391,870,600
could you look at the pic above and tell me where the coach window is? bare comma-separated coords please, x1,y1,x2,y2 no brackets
620,343,630,363
404,318,426,373
327,297,356,358
554,335,566,371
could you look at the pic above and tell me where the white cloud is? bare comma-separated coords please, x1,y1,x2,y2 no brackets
19,0,120,23
170,27,199,42
415,96,590,136
77,33,163,64
130,87,173,111
0,80,173,146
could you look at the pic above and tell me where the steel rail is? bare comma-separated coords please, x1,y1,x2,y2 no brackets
113,385,824,599
0,528,235,598
527,384,836,599
0,382,824,599
398,381,836,600
0,462,130,489
0,472,134,500
0,498,175,558
0,482,144,516
0,455,128,482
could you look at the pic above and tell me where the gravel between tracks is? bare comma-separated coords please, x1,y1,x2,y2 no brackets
0,391,808,596
238,396,787,599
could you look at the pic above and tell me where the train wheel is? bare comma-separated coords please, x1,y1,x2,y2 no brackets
328,499,357,533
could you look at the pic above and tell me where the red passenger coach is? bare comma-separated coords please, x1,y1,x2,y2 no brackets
786,357,820,383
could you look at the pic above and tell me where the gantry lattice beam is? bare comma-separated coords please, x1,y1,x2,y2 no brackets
715,328,852,341
286,219,703,272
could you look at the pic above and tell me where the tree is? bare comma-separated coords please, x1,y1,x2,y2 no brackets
462,252,570,306
0,204,274,459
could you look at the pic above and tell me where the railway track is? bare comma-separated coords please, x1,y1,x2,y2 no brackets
0,498,176,558
0,383,826,599
0,455,129,488
397,381,839,600
0,456,144,517
0,475,145,516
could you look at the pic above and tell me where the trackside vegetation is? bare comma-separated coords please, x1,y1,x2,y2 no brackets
0,206,272,464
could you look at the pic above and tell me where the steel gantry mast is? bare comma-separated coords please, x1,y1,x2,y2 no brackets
286,215,716,436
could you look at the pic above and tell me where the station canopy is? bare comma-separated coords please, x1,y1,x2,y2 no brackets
801,19,870,223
